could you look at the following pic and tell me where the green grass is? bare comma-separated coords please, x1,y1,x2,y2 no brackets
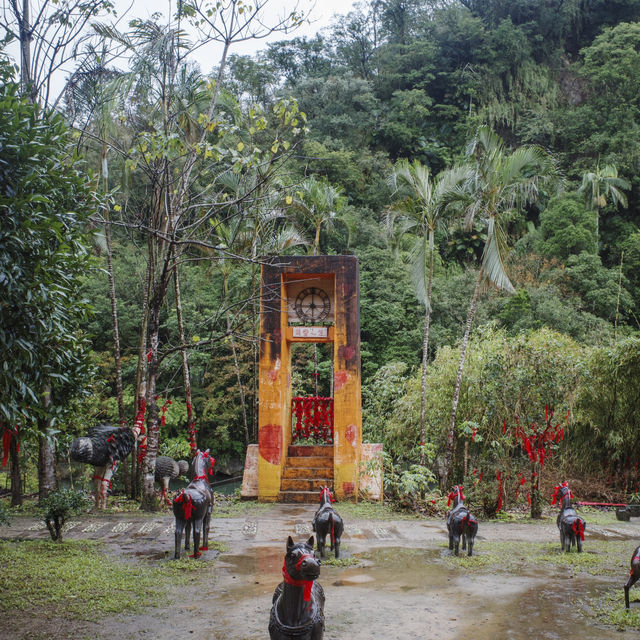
0,539,215,620
588,588,640,631
211,494,273,518
441,539,631,576
336,500,416,520
320,555,360,567
575,506,622,526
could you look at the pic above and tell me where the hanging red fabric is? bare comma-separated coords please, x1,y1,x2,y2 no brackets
175,491,193,520
2,428,13,467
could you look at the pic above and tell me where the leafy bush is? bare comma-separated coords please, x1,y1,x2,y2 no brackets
0,502,11,526
39,489,91,542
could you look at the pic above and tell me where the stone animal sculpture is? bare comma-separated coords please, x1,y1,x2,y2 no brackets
624,545,640,608
172,449,215,559
70,424,139,509
155,456,189,505
552,481,586,552
446,485,478,556
269,536,325,640
312,487,344,559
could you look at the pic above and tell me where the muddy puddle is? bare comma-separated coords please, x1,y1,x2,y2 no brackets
194,546,623,640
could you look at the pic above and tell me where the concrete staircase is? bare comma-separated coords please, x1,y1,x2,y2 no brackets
278,445,334,503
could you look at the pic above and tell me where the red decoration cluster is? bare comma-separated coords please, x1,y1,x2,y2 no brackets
175,490,193,520
512,405,566,470
134,398,148,464
1,426,19,467
186,402,197,453
291,397,334,444
447,485,465,506
160,399,172,426
496,471,504,511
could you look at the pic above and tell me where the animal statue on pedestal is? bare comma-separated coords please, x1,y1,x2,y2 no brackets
269,536,325,640
552,481,586,552
446,485,478,556
70,424,137,509
172,449,215,559
312,487,344,559
155,456,189,505
624,545,640,608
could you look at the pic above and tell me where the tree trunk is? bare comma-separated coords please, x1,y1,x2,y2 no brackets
251,263,259,442
441,269,483,491
10,431,22,506
18,0,34,101
38,386,56,499
530,462,541,519
140,257,173,511
173,264,197,452
104,201,129,492
141,312,161,512
130,252,152,499
419,243,434,466
228,310,250,447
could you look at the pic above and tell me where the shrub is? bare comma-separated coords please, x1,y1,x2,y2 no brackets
39,489,91,542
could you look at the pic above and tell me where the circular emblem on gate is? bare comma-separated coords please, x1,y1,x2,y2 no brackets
294,287,331,323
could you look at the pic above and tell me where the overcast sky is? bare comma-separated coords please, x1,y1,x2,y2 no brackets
3,0,357,100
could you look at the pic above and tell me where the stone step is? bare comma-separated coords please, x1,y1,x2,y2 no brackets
277,490,320,504
286,456,333,469
280,478,332,492
282,466,333,479
288,445,333,457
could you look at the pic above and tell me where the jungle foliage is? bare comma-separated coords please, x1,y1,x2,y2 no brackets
4,0,640,509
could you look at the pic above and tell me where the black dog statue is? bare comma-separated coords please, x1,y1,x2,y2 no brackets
552,481,586,553
172,449,214,559
624,545,640,608
446,485,478,556
312,487,344,559
269,536,325,640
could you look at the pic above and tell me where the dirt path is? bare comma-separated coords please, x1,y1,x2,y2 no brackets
2,504,639,639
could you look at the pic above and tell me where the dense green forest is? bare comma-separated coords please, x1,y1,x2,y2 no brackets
3,0,640,512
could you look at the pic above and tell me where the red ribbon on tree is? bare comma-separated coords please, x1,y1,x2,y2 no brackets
160,399,172,426
2,426,18,467
496,471,504,512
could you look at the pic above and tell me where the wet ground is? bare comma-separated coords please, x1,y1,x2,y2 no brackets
2,504,639,639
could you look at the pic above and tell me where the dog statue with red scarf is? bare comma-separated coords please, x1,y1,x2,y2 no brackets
172,449,215,559
446,485,479,556
552,481,586,553
269,536,325,640
312,486,344,559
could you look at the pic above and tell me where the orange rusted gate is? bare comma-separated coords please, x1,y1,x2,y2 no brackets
257,256,362,502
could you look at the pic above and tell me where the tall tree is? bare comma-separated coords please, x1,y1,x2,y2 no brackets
3,0,115,105
82,3,308,509
0,60,97,502
386,159,462,465
441,125,560,491
578,162,630,245
292,176,347,255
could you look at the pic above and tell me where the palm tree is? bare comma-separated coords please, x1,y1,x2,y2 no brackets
578,162,630,244
441,126,561,491
386,159,464,465
292,177,347,255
